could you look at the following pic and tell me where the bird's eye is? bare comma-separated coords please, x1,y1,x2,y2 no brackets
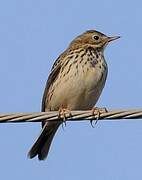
93,35,99,40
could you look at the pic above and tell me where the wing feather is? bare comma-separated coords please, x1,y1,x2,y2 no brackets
41,63,61,112
41,50,68,112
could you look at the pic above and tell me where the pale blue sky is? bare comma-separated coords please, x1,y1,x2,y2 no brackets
0,0,142,179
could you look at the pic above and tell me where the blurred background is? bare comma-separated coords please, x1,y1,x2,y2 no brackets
0,0,142,179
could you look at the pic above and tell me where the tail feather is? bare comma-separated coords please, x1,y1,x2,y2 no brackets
28,122,60,160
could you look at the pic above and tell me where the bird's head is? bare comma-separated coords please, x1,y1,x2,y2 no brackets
69,30,120,50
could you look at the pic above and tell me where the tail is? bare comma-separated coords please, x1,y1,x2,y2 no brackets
28,122,60,160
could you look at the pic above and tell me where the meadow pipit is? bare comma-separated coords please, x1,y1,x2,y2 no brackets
28,30,120,160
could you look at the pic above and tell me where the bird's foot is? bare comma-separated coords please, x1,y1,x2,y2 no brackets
90,107,107,127
58,108,72,129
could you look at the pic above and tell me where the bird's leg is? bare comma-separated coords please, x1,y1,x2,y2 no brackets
58,107,72,129
90,107,107,127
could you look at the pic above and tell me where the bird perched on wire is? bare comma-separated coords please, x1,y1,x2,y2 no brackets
28,30,120,160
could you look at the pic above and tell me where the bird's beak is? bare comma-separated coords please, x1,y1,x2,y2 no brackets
107,36,121,42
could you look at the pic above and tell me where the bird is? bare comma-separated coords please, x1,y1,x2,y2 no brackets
28,30,120,160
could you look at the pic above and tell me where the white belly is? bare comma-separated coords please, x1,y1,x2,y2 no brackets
47,57,108,111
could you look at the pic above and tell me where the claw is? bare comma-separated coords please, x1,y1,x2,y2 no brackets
90,119,95,128
58,108,72,130
90,107,107,127
61,122,66,131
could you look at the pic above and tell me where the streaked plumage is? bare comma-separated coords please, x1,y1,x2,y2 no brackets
28,30,120,160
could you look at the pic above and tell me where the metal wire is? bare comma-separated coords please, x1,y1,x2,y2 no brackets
0,109,142,123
